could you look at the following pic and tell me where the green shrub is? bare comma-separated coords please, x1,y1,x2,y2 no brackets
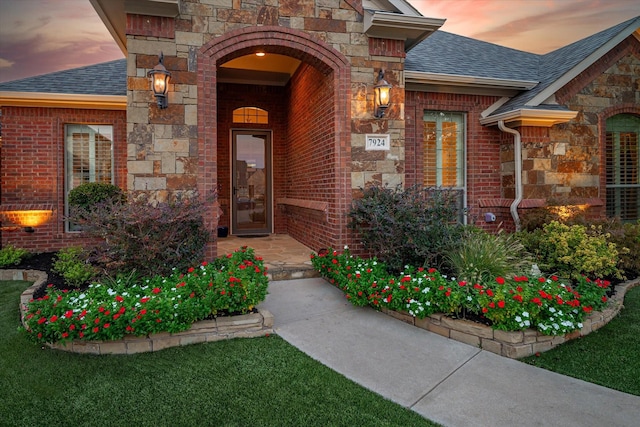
599,220,640,279
446,229,532,284
67,191,212,278
68,182,125,210
0,245,30,267
520,221,621,280
52,247,98,287
348,185,465,273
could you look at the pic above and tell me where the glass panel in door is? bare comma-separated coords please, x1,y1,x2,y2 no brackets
232,131,271,235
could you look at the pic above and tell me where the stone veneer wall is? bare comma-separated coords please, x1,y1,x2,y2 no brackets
501,35,639,214
8,269,273,355
125,0,408,257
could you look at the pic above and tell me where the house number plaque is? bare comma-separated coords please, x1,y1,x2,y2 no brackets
365,134,390,151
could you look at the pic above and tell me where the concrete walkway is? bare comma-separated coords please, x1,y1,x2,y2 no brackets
258,278,640,427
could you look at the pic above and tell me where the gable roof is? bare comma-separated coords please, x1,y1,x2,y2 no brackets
407,16,640,126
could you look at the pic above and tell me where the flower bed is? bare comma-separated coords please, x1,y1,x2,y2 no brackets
15,248,272,352
311,248,637,358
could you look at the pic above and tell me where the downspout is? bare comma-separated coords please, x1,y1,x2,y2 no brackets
498,120,522,231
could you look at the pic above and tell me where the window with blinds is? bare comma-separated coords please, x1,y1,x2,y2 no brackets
605,114,640,222
233,107,268,124
65,124,114,231
423,111,466,222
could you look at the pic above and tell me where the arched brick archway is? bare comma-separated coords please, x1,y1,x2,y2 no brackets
197,26,351,258
598,103,640,220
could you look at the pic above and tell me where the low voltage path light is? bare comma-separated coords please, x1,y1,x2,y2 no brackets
148,53,171,109
373,69,392,118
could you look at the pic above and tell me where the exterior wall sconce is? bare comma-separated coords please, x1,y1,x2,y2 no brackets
373,69,392,118
147,52,171,109
0,209,53,232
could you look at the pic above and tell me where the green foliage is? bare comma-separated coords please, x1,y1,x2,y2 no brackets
599,219,640,279
68,182,125,210
0,245,30,267
519,221,622,280
23,248,268,344
52,247,98,288
348,185,465,273
312,248,611,335
67,191,212,278
446,228,532,284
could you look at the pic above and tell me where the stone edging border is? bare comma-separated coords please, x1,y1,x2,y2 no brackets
378,278,640,359
4,269,273,355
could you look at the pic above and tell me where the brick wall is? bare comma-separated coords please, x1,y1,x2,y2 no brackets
0,106,126,251
405,91,505,231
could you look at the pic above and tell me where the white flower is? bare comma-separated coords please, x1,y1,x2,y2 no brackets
422,287,431,294
344,245,349,250
549,307,556,313
522,311,529,317
79,293,86,299
515,316,522,322
553,323,559,330
524,320,530,326
467,296,472,301
578,323,583,328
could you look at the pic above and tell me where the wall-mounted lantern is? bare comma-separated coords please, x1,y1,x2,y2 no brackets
373,69,392,118
0,208,53,233
147,53,171,109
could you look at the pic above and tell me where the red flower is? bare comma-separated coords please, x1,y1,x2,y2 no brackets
119,306,126,314
103,323,110,329
126,325,134,332
115,295,124,303
94,318,101,324
80,309,87,318
458,281,467,287
551,275,558,281
486,289,494,297
513,294,523,303
428,268,437,273
332,259,338,264
79,332,84,338
473,284,483,290
69,324,76,331
583,306,593,313
385,295,392,303
497,300,505,308
156,318,162,323
532,297,542,307
113,314,121,320
188,267,195,273
92,327,99,333
37,317,47,324
64,310,74,318
496,277,505,285
538,277,545,283
488,302,495,308
140,297,150,303
239,264,246,270
49,315,58,323
98,307,105,313
201,261,208,267
221,290,226,295
61,332,69,338
602,296,607,303
445,290,451,297
139,309,147,316
516,286,523,293
482,307,488,313
152,287,161,294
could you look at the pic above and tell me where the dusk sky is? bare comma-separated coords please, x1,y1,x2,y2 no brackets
1,0,639,83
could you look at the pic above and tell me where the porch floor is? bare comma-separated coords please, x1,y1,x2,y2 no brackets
216,234,318,281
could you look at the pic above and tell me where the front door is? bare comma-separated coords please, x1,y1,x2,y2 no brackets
232,130,271,235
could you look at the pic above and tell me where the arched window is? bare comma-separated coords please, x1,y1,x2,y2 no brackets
605,114,640,221
233,107,268,124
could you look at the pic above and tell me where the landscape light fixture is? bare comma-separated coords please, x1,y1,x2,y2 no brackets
373,69,392,118
148,52,171,109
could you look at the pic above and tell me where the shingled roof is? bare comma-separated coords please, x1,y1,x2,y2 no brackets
407,16,640,119
0,59,126,96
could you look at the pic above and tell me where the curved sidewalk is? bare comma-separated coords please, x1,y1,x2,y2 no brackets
258,278,639,427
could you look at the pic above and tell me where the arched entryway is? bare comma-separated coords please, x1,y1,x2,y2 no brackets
197,26,351,258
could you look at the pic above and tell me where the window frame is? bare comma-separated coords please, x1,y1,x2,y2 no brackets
422,111,467,223
64,124,115,232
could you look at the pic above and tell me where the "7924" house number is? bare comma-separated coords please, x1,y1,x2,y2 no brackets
365,134,390,151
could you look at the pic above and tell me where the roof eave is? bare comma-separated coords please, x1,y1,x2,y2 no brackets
406,71,539,91
365,11,445,51
90,0,180,56
0,92,127,110
480,108,578,127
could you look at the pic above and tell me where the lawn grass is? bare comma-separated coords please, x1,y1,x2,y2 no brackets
522,285,640,396
0,280,439,427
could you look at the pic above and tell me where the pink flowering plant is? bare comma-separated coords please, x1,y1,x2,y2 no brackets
22,247,268,344
311,248,611,335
